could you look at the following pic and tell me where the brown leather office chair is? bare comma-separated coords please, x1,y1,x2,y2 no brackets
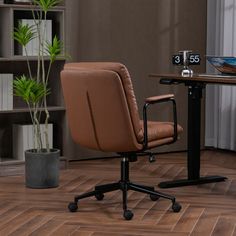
61,62,183,220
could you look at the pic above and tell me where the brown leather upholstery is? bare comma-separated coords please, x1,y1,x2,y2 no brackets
141,121,183,148
64,62,143,141
145,94,174,103
61,62,183,153
61,69,142,152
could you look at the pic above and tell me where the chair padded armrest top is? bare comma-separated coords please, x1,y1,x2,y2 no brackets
145,94,174,103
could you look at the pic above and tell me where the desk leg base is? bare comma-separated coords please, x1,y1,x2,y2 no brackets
158,175,227,188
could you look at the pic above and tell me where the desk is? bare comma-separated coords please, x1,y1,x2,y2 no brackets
150,73,236,188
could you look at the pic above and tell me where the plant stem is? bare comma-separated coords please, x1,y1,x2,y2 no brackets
41,12,46,86
46,60,52,85
44,105,50,152
26,101,35,149
42,11,50,152
32,9,42,83
33,107,42,151
31,6,43,151
23,47,33,79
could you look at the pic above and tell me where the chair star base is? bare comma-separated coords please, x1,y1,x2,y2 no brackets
68,157,182,220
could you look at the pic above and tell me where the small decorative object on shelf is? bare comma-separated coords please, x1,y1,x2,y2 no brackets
4,0,33,4
172,50,201,77
0,74,13,110
3,0,13,3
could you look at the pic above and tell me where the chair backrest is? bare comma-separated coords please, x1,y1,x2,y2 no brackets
61,62,143,152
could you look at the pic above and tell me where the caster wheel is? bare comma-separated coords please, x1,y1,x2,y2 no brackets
172,202,181,212
149,155,156,163
123,210,134,220
95,192,104,201
150,194,160,201
68,202,78,212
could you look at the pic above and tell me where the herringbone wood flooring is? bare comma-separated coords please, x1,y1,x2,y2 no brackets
0,150,236,236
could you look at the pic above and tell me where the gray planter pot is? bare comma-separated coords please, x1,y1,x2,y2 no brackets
25,149,60,189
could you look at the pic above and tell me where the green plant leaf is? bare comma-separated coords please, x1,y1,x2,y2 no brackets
13,75,50,105
13,22,36,47
33,0,62,13
45,35,63,63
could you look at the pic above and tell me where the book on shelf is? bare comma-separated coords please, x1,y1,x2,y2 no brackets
13,123,53,160
4,0,35,4
0,73,13,111
21,19,52,56
13,124,28,161
3,0,33,4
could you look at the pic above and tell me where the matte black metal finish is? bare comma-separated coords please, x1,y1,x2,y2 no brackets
158,175,227,188
72,155,180,219
187,85,202,180
157,77,227,188
142,97,178,149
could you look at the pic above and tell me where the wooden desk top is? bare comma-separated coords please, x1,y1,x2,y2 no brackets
149,73,236,85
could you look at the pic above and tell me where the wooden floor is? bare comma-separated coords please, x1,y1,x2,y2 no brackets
0,150,236,236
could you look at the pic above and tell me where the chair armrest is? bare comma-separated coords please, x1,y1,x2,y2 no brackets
145,94,174,104
142,94,178,149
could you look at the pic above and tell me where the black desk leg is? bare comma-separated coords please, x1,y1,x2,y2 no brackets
188,84,201,180
158,85,227,188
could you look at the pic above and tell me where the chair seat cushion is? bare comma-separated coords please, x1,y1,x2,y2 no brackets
139,120,183,148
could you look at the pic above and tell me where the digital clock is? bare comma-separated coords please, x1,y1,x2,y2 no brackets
172,53,201,66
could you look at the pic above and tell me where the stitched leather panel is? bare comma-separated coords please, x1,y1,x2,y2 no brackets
64,62,143,141
140,120,183,142
61,69,143,152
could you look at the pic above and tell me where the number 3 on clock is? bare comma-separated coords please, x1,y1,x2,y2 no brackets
172,55,183,65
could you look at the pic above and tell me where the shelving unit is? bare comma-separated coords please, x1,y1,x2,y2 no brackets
0,2,67,176
0,3,65,58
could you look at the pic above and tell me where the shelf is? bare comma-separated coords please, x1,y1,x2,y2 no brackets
0,106,65,114
0,2,67,176
0,57,10,61
0,57,66,62
10,56,66,61
0,156,66,165
0,158,24,165
0,159,25,176
0,3,65,10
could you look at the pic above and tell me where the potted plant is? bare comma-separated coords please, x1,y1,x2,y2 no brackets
13,0,63,188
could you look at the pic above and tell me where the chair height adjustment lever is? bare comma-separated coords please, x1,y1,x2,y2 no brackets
160,78,174,85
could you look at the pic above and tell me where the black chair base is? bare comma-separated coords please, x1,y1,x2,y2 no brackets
68,157,181,220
